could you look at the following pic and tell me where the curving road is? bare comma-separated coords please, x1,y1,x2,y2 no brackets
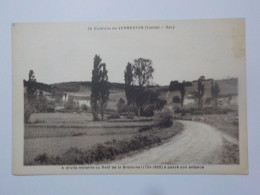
110,120,238,165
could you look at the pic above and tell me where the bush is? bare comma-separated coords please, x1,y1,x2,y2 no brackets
34,153,49,164
141,105,154,117
81,104,88,111
155,109,173,128
172,96,181,103
65,97,79,111
33,135,162,165
117,98,126,113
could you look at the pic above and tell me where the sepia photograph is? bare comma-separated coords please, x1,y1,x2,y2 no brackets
12,19,248,174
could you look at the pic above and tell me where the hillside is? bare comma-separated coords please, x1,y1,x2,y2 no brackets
186,78,238,96
25,78,238,99
51,81,125,93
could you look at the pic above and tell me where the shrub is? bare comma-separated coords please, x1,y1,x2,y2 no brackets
34,153,49,164
33,134,162,165
141,105,154,117
117,98,126,113
172,96,181,103
155,109,173,128
65,97,79,111
81,104,88,111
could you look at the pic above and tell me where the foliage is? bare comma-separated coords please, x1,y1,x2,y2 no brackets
81,104,88,111
197,76,205,108
211,81,220,108
99,63,109,120
155,109,174,128
133,58,154,86
172,96,181,103
169,80,179,91
91,55,102,120
90,55,109,121
141,105,154,117
132,58,154,116
116,98,126,113
34,153,49,164
65,96,79,111
169,81,186,106
132,89,167,117
33,134,161,165
169,80,191,91
124,62,135,105
27,70,37,97
24,70,37,123
179,82,186,106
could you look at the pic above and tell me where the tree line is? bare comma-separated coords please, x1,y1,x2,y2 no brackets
90,55,164,120
24,55,221,123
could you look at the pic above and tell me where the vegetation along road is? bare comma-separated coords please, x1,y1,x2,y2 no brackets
110,120,238,165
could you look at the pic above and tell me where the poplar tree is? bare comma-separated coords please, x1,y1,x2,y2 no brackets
197,76,205,109
124,62,134,106
90,55,109,121
211,81,220,108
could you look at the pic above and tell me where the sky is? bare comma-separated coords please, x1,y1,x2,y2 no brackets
13,19,245,85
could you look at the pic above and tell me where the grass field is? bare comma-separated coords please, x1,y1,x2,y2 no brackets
24,112,183,165
200,113,239,139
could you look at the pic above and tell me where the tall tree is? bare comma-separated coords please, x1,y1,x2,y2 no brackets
197,76,205,109
211,81,220,108
99,63,109,120
90,55,109,121
179,81,186,107
132,58,154,116
124,62,134,105
27,70,37,100
91,55,102,121
24,70,37,123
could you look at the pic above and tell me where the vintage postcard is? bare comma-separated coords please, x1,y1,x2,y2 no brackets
12,19,248,175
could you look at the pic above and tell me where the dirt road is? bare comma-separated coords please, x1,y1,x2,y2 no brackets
111,120,238,164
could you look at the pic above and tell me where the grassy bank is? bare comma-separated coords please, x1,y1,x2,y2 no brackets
201,113,239,139
219,138,239,164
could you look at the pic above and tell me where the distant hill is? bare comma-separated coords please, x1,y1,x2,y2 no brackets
24,77,238,97
50,81,125,93
23,80,52,93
